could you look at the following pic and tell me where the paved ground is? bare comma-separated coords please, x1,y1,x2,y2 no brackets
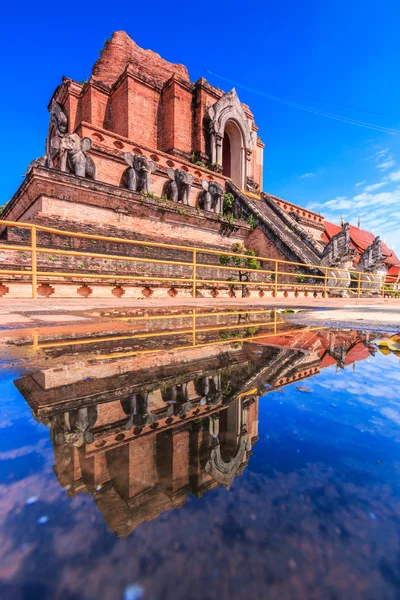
0,296,399,330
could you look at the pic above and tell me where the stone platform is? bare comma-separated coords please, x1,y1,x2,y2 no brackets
0,296,399,329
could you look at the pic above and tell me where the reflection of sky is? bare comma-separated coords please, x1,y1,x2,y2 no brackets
1,346,400,598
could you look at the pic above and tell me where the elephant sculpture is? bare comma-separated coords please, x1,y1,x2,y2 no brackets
51,406,98,447
121,393,155,429
161,384,192,417
122,152,156,194
198,180,224,213
163,168,194,204
51,133,96,179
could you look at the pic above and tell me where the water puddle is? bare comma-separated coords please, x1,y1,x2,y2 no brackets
0,308,399,599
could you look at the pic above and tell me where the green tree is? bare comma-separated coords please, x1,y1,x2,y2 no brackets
219,242,261,298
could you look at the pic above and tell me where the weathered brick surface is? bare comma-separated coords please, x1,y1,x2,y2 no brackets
49,31,264,188
92,31,189,89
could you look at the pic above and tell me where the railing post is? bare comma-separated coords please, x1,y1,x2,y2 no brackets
192,308,196,346
31,226,37,299
273,308,277,334
323,267,328,298
357,272,361,298
274,261,278,297
192,249,197,299
381,274,385,298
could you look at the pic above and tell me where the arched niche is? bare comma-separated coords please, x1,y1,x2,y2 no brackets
204,398,249,489
206,88,254,189
222,120,243,188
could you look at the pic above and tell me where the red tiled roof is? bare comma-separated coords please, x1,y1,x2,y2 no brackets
324,220,400,267
387,265,400,283
344,343,371,366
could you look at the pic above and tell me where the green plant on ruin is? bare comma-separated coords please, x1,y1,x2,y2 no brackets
295,267,312,284
222,383,233,397
210,162,223,174
47,255,58,262
218,243,260,298
222,193,234,215
190,152,208,168
218,329,242,341
247,214,257,231
219,254,230,266
79,79,88,85
177,207,189,216
245,326,259,337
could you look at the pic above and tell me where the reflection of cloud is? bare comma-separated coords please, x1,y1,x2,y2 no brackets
381,407,400,426
316,353,400,433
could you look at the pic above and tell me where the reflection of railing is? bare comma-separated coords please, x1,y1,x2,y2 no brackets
28,307,325,360
0,219,395,298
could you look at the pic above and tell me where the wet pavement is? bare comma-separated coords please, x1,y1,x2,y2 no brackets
0,307,399,599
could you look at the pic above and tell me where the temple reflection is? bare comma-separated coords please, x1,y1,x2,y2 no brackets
6,309,378,537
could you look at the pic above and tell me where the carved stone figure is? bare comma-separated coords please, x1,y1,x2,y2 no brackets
321,223,356,267
163,168,194,204
26,155,50,174
161,384,191,417
122,152,156,194
51,406,98,447
246,176,260,193
198,180,224,213
52,133,96,179
359,236,383,272
121,393,155,428
49,99,68,136
26,100,69,175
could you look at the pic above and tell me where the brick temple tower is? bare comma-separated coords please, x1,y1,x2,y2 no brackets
1,31,396,299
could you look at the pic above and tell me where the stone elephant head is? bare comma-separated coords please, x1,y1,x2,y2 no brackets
120,393,155,429
52,133,96,179
198,180,224,213
122,152,156,194
163,168,194,205
52,406,98,447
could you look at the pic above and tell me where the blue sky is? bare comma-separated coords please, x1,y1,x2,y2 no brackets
1,0,399,248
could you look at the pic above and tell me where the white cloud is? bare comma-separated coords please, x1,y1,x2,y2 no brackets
311,187,400,249
377,158,395,171
355,180,367,187
363,182,387,192
374,148,389,158
299,172,316,179
388,170,400,182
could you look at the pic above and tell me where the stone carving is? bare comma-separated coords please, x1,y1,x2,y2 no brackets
49,99,68,136
122,152,156,193
195,375,222,405
246,176,260,194
321,223,356,267
206,89,253,168
52,406,98,447
198,180,224,213
26,155,50,174
161,384,192,417
163,168,194,204
359,236,383,272
46,100,69,166
27,100,70,174
121,393,155,428
52,133,96,179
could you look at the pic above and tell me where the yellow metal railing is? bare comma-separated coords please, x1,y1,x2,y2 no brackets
27,306,325,360
0,219,396,299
